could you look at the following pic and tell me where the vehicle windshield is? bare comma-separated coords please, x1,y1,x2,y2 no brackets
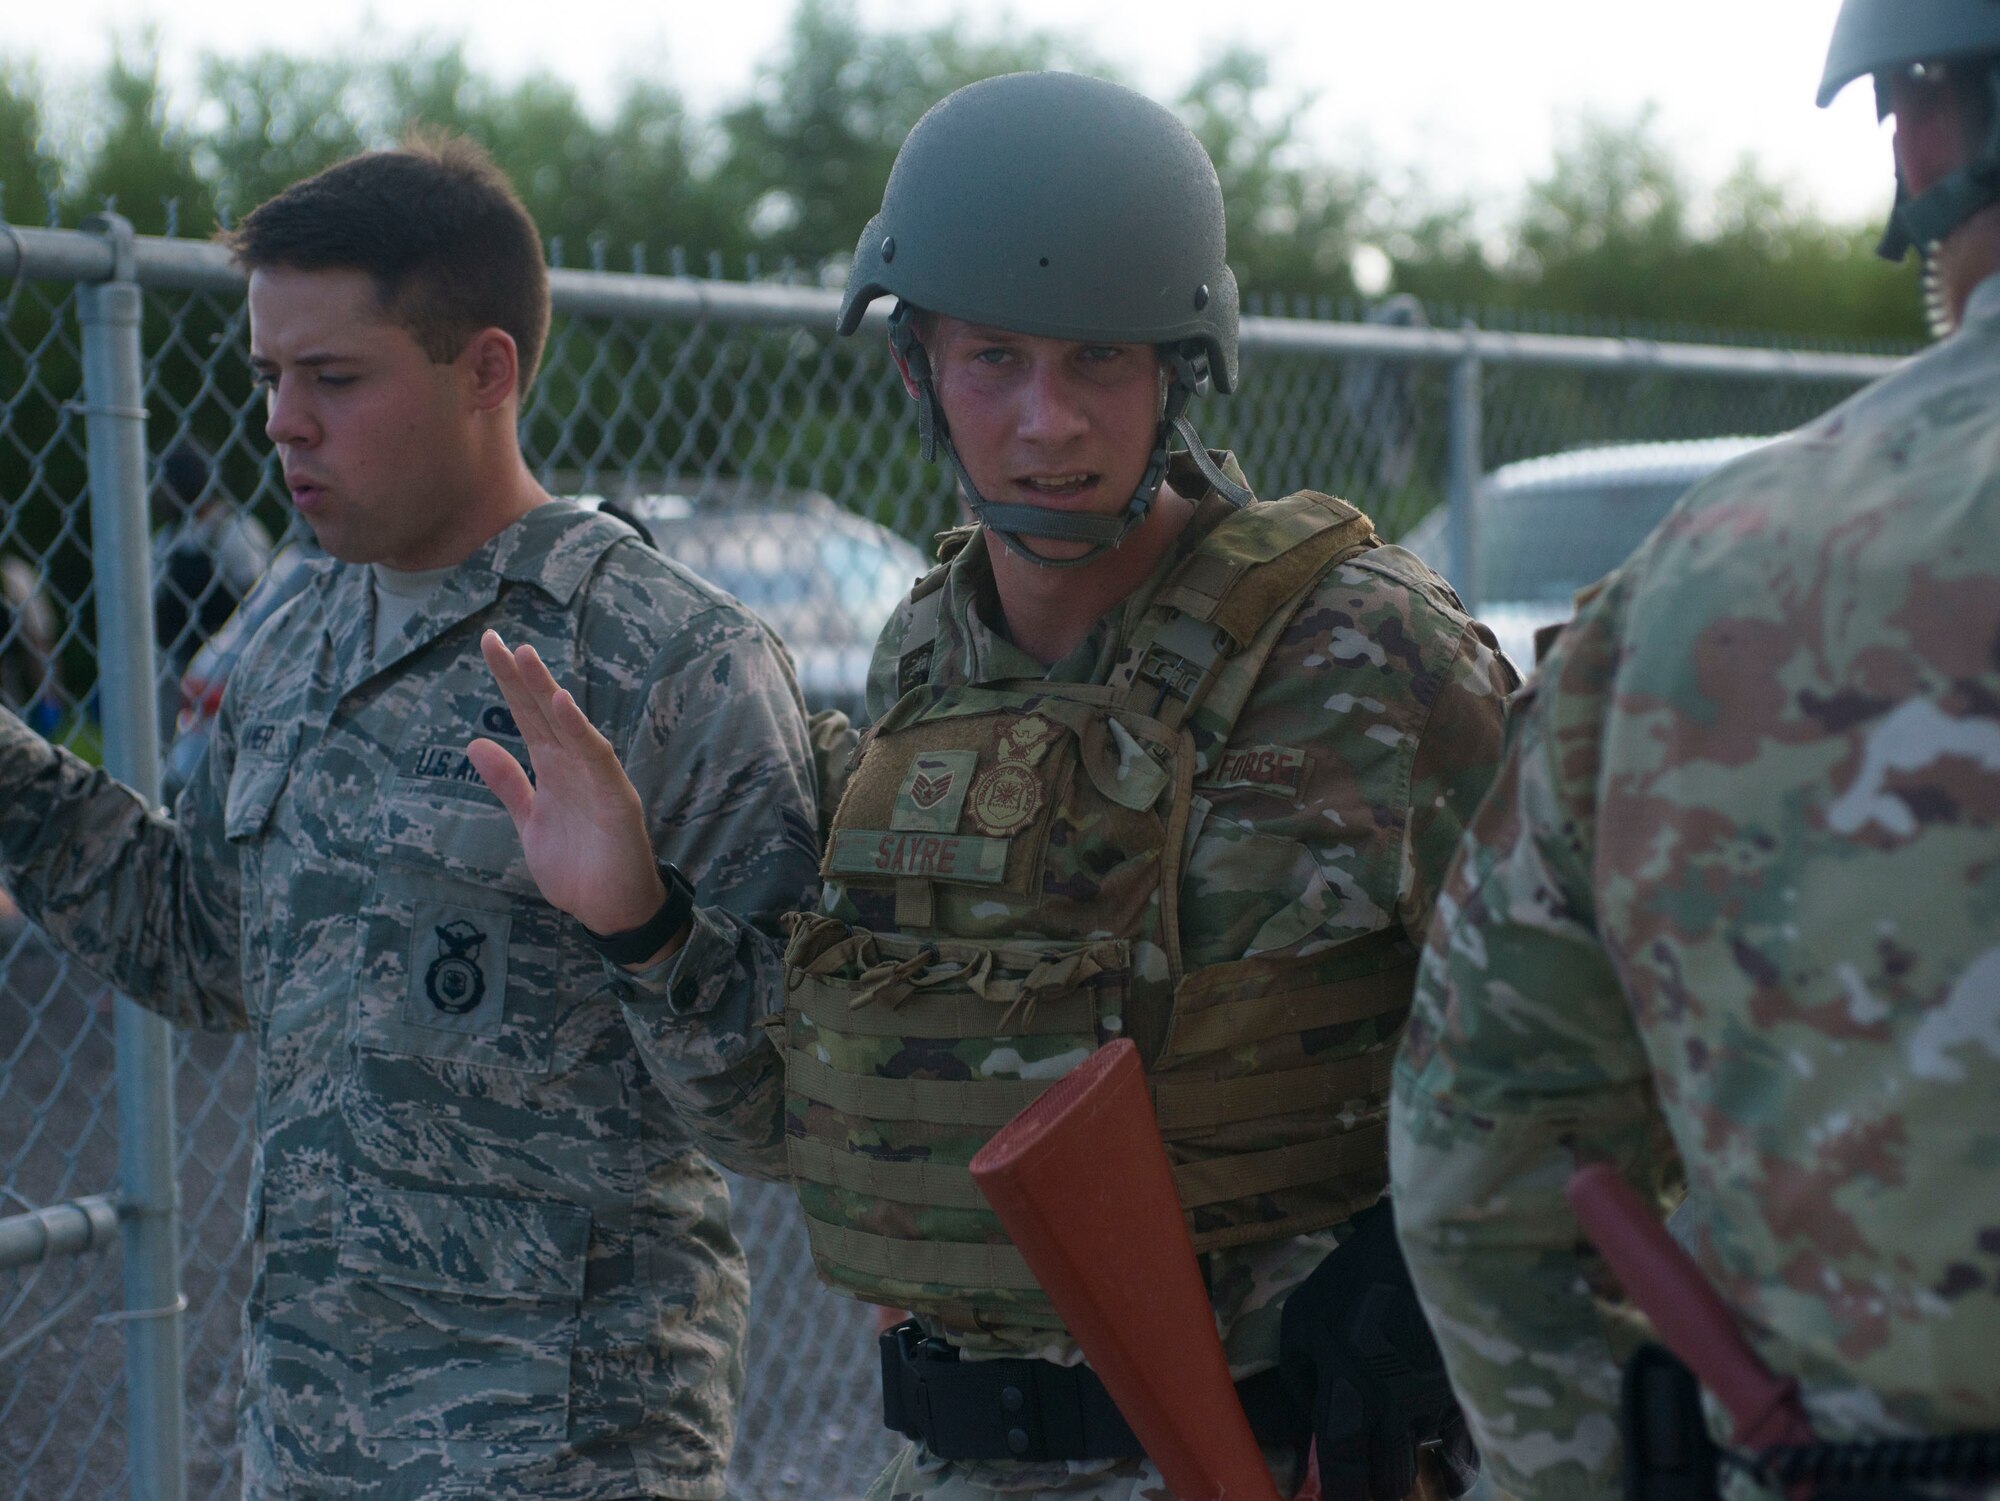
1479,480,1688,602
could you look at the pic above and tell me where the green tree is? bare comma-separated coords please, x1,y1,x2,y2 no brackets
72,44,214,235
0,10,1930,344
0,65,61,223
1392,109,1921,342
373,42,729,266
1178,49,1371,300
716,0,1096,267
199,51,367,220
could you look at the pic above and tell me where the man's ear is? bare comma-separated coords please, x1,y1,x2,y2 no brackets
887,332,926,402
462,328,522,412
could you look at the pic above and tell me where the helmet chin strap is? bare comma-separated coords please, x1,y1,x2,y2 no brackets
889,305,1252,569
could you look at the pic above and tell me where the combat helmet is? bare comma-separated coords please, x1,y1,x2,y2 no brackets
837,71,1249,566
1819,0,2000,267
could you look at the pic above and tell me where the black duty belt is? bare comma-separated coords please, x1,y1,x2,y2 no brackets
1622,1344,2000,1501
879,1318,1309,1462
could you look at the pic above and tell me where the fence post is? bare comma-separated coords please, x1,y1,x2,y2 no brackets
1446,321,1483,612
79,210,187,1501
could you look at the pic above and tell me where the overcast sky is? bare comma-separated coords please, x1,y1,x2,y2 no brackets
9,0,1890,226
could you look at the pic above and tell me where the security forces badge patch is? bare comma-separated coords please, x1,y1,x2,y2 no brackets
405,900,511,1036
427,919,490,1015
967,713,1055,837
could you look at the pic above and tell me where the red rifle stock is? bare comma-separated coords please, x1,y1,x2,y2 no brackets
968,1039,1293,1501
1565,1163,1816,1452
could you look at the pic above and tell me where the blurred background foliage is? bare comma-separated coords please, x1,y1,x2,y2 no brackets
0,0,1921,341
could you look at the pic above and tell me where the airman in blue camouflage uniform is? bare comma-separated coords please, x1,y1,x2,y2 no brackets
1391,7,2000,1497
0,139,817,1499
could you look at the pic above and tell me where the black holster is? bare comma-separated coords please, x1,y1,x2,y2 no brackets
1620,1344,1723,1501
1277,1198,1479,1501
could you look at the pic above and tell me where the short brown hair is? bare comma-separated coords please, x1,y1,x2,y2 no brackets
224,132,551,394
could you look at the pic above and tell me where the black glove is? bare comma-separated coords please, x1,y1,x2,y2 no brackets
1278,1197,1480,1501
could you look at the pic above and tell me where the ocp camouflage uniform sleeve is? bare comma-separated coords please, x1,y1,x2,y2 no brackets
863,587,919,724
1219,546,1516,949
0,699,245,1031
1391,573,1517,936
1390,570,1680,1501
606,598,822,1181
1187,544,1515,1370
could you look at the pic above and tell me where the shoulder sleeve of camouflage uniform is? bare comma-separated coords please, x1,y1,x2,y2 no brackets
862,587,920,726
1193,546,1511,965
599,561,821,1181
0,700,245,1031
1366,555,1519,937
1390,566,1680,1501
807,707,860,847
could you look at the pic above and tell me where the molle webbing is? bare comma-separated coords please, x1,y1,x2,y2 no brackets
787,1034,1396,1136
1166,960,1412,1055
807,1220,1042,1292
787,1124,1389,1217
786,931,1414,1290
1151,1047,1395,1131
787,489,1406,1324
1120,491,1377,737
1151,491,1378,650
787,1052,1050,1127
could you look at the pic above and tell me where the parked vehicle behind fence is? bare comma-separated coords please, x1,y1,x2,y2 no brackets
599,484,926,724
1399,435,1781,668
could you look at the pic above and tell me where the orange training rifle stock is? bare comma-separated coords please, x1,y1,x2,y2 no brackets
968,1038,1309,1501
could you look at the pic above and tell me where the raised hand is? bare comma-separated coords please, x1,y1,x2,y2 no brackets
466,628,669,942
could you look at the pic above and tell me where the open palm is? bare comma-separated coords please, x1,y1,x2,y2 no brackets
465,629,666,936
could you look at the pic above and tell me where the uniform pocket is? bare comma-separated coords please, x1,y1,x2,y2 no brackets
224,723,301,1012
355,862,561,1074
223,723,299,842
356,756,563,1071
338,1185,589,1443
373,753,537,894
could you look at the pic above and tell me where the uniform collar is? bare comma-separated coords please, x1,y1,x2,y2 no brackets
484,499,640,604
317,499,637,697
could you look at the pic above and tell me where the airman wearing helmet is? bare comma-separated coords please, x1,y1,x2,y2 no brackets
472,69,1514,1501
1820,0,2000,334
1392,6,2000,1497
805,72,1510,1501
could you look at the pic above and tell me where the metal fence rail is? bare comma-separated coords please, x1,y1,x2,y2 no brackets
0,217,1900,1501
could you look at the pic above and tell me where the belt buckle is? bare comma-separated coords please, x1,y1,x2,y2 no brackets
894,1317,958,1365
880,1318,960,1442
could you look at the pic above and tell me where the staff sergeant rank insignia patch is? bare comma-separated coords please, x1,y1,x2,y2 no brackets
893,749,977,833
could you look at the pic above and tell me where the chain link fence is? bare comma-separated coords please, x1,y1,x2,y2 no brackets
1,216,1902,1501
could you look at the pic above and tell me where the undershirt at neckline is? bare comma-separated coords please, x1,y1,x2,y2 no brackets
369,560,456,656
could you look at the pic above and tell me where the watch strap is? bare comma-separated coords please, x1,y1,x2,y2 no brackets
584,860,696,966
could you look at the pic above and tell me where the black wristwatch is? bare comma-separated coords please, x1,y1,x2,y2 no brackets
583,861,696,966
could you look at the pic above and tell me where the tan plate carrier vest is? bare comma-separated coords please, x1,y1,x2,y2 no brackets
781,491,1421,1333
